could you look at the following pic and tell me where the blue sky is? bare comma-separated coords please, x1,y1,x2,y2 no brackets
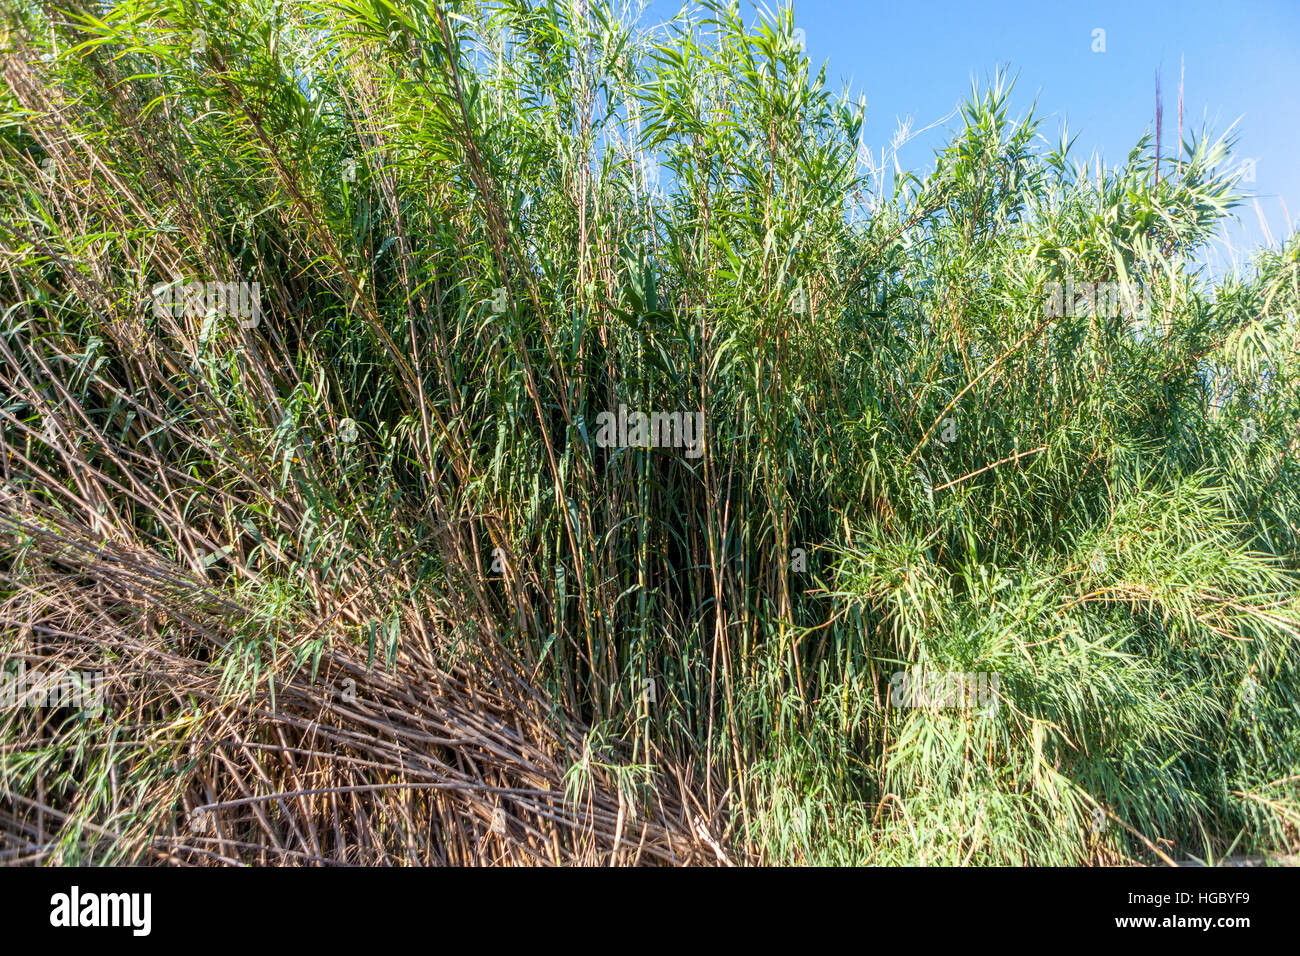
642,0,1300,277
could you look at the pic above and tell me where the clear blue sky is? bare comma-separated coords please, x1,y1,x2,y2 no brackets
642,0,1300,277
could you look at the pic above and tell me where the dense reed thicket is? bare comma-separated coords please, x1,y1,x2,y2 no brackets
2,0,1298,865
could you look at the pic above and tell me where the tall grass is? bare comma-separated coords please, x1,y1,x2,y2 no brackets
1,0,1297,866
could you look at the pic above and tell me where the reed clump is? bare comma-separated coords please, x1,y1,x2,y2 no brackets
1,0,1297,865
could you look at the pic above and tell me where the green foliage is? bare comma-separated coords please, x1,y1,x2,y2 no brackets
1,0,1297,865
